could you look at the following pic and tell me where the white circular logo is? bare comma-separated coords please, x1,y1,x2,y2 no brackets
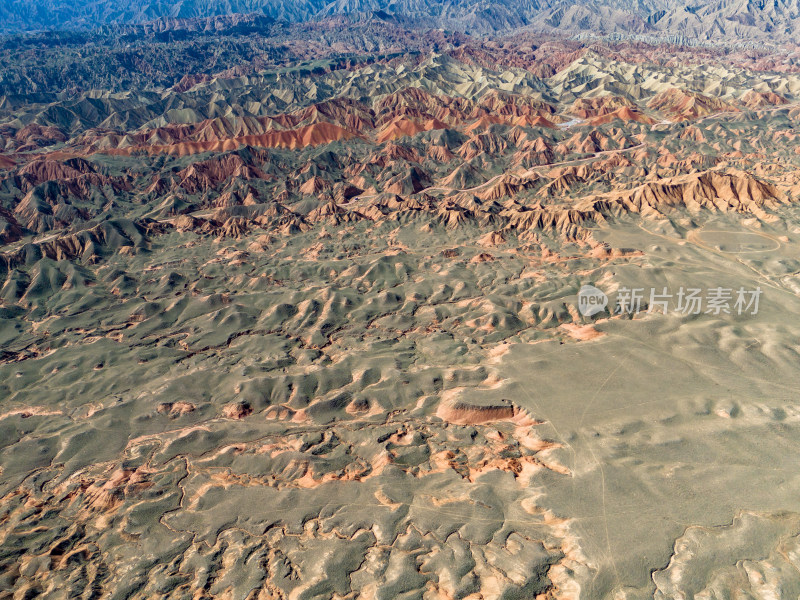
577,285,608,317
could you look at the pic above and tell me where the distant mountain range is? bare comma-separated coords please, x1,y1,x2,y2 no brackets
2,0,800,44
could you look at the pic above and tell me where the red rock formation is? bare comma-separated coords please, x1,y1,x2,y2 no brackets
647,88,738,120
177,154,268,193
570,95,635,118
590,170,783,217
741,90,789,109
588,107,655,125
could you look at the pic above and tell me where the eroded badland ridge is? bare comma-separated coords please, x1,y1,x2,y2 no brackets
6,0,800,44
3,13,800,600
